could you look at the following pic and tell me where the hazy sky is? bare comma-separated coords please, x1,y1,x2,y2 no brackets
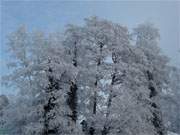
0,1,180,94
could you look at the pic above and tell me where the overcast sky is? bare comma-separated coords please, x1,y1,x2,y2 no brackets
0,1,180,94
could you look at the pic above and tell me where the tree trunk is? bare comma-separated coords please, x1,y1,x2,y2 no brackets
147,70,166,135
43,67,59,135
101,71,117,135
93,78,98,114
72,41,77,67
67,81,78,122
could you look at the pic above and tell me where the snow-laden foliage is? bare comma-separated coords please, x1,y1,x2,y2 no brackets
1,17,175,135
168,131,180,135
160,67,180,134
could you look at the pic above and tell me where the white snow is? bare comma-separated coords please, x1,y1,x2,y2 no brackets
104,56,113,64
100,79,111,86
35,93,40,98
168,131,179,135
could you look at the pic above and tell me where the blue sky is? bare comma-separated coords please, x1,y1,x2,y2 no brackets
0,1,180,94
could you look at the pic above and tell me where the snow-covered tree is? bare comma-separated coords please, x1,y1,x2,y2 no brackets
1,17,172,135
160,67,180,134
133,23,169,135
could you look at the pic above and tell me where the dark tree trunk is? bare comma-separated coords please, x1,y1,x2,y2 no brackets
72,41,77,67
89,127,95,135
67,41,78,123
88,41,104,135
93,42,104,115
67,81,78,122
93,78,98,114
101,71,118,135
93,93,97,115
43,67,59,135
146,70,166,135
